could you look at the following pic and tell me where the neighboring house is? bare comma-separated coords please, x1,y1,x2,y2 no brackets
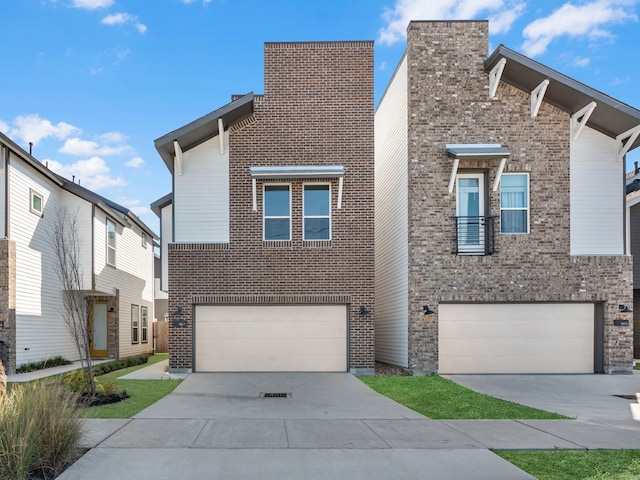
626,165,640,358
152,41,374,374
0,133,157,374
375,21,639,375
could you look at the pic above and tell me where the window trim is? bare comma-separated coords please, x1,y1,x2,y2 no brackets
263,183,291,241
106,219,116,267
141,306,148,343
131,304,139,344
303,183,331,241
142,233,148,248
500,172,530,235
30,189,44,217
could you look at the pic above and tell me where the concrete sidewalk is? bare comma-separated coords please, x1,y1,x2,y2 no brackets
57,369,640,480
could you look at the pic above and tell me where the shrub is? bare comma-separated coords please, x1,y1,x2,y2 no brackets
92,353,150,376
0,361,81,480
16,356,72,374
63,369,89,393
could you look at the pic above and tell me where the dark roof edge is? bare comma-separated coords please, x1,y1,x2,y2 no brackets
150,192,173,217
0,132,64,186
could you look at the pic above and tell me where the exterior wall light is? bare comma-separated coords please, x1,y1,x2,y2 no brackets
422,305,435,315
359,305,371,315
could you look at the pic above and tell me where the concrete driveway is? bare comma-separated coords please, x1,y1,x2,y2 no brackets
60,372,535,480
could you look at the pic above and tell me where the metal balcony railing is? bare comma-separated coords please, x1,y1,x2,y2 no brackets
452,216,497,255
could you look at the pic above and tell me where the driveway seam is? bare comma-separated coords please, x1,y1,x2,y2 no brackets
190,418,213,448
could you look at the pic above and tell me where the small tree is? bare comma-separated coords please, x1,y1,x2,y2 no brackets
53,207,95,395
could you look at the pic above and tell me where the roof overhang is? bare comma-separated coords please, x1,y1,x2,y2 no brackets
154,92,255,173
250,165,345,211
446,144,510,193
485,45,640,153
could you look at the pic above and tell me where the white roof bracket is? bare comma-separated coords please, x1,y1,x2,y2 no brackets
489,58,506,98
173,140,183,176
218,117,225,155
448,158,460,194
493,158,507,192
617,124,640,162
530,79,549,118
571,101,597,141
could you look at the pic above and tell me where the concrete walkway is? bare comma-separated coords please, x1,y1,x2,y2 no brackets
57,366,640,480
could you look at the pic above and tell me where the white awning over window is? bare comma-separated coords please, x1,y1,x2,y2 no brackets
250,165,345,210
446,144,510,193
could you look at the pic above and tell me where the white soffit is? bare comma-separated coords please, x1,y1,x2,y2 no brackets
250,166,345,211
446,144,511,193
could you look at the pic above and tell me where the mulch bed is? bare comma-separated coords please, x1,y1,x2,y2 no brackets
375,361,411,377
78,391,130,407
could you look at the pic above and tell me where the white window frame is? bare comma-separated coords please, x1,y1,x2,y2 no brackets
106,219,116,267
142,233,148,248
500,173,530,234
30,188,43,217
263,183,291,241
303,183,331,241
131,305,139,344
141,306,148,343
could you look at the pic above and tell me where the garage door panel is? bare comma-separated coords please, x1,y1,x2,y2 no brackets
195,305,347,372
439,303,595,374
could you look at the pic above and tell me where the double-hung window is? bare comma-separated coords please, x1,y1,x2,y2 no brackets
106,219,116,266
303,184,330,240
141,306,148,343
131,305,139,344
500,173,529,234
263,185,291,241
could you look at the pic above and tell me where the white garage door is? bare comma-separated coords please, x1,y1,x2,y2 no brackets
439,303,594,374
195,305,347,372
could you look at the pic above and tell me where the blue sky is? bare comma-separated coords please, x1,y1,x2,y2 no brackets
2,0,639,234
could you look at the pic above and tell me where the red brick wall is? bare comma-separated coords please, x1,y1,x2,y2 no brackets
168,41,375,372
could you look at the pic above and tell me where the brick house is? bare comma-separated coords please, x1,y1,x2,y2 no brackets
375,21,640,375
153,41,374,374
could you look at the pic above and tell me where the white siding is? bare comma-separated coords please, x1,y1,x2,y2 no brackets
374,55,409,367
0,148,6,238
160,203,172,290
570,127,623,255
9,157,77,366
59,190,93,289
94,209,154,358
174,134,229,243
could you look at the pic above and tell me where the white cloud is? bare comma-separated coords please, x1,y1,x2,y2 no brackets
521,0,638,56
0,119,9,133
71,0,114,9
125,156,145,168
98,131,128,143
572,56,591,67
47,156,126,191
378,0,525,46
117,197,152,217
9,114,79,146
59,137,132,156
101,12,147,33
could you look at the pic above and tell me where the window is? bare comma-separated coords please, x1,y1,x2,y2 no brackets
303,184,330,240
500,173,529,234
131,305,139,344
141,306,148,343
142,233,148,248
263,184,290,241
106,219,116,266
30,189,43,216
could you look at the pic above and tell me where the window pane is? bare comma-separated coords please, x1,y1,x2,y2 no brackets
264,185,290,216
107,248,115,266
501,175,527,208
501,210,527,233
265,218,290,240
304,185,329,216
304,218,330,240
32,194,42,212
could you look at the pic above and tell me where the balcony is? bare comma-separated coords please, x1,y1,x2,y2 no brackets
452,216,497,255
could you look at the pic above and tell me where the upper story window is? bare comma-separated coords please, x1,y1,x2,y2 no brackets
500,173,529,234
303,184,330,240
30,189,43,217
264,184,291,241
106,219,116,266
142,233,148,248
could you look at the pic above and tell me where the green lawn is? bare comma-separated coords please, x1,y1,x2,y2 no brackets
360,376,569,419
497,450,640,480
80,353,182,418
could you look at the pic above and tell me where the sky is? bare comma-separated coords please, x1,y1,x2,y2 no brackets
2,0,640,234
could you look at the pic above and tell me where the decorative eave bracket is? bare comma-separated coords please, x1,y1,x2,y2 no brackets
173,140,183,176
571,102,597,141
531,79,550,118
218,117,225,155
489,58,506,98
617,124,640,162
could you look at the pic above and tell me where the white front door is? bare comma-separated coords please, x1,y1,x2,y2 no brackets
456,173,485,254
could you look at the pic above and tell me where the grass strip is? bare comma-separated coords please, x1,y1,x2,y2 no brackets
497,450,640,480
360,376,568,419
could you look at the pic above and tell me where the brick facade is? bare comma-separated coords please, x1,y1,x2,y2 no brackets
168,41,375,373
405,21,633,374
0,239,16,374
